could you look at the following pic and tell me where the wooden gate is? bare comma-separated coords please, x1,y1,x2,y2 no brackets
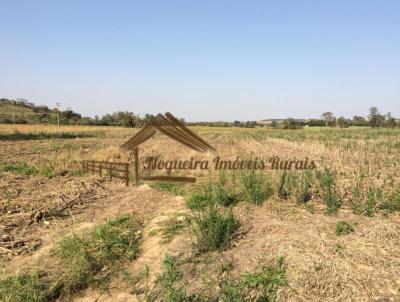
82,160,130,186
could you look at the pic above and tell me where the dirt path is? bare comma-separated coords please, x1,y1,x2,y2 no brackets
74,192,192,302
3,183,192,301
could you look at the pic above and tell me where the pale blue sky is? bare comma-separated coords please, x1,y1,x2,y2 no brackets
1,1,399,121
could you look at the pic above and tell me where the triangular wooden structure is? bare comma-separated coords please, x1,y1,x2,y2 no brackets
121,112,215,152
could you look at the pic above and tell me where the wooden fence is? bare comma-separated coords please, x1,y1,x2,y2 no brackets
82,160,130,186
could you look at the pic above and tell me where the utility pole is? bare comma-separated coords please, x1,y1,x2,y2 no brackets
55,102,60,127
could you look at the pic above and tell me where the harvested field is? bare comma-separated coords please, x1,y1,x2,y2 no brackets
1,124,399,301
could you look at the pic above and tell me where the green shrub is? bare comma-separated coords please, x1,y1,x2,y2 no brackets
336,221,355,236
0,272,50,302
363,188,383,217
215,172,237,207
0,162,38,176
350,176,386,216
192,202,239,252
186,193,210,211
240,171,273,205
325,194,342,215
90,215,141,264
186,179,239,252
350,184,363,215
0,162,58,178
59,215,142,293
296,170,313,204
379,188,400,213
40,165,57,178
364,191,376,217
220,256,287,302
187,173,237,209
317,168,335,188
159,255,188,302
317,169,341,214
241,256,287,301
220,278,242,301
148,255,207,302
59,235,93,292
147,254,286,301
277,171,296,199
277,170,313,203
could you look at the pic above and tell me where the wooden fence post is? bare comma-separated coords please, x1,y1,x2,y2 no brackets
125,163,129,186
134,147,139,186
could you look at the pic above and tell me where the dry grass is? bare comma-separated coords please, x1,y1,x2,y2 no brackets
1,124,400,301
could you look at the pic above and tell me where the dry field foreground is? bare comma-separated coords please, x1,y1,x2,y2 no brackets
0,124,400,301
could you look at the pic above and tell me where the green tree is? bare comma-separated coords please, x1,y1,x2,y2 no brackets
386,112,396,128
321,112,334,127
368,107,384,128
337,116,349,128
352,115,367,126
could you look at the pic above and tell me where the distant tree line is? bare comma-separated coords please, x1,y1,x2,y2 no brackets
0,99,398,129
319,107,397,128
1,99,264,128
186,120,259,128
0,98,151,127
266,107,398,129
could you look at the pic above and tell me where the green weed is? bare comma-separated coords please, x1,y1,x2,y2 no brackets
150,182,184,195
334,243,345,253
0,131,99,141
317,169,341,214
59,235,93,292
215,171,237,207
159,254,188,302
0,162,58,178
186,193,210,211
379,188,400,213
0,272,50,302
364,188,382,217
336,221,355,236
59,215,142,293
220,256,287,302
220,278,242,301
241,256,287,301
296,170,313,204
161,221,186,243
277,171,295,199
240,170,273,205
193,206,239,252
90,215,141,264
350,183,364,215
0,162,38,175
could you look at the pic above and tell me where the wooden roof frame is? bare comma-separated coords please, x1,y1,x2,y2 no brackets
121,112,216,153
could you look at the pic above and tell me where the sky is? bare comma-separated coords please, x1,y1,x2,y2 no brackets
1,1,399,121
